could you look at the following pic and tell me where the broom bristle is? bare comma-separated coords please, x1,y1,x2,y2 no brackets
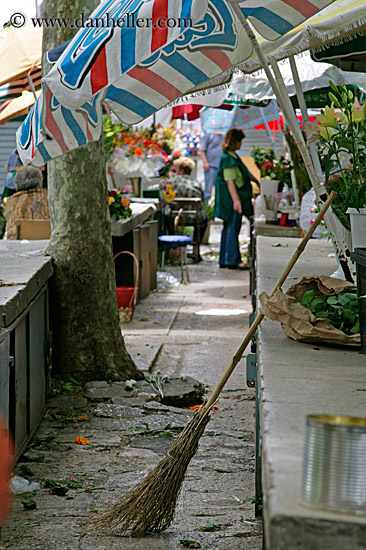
91,407,211,536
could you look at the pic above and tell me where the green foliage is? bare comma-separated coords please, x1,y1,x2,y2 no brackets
316,82,366,231
44,478,69,496
62,377,81,393
199,520,221,532
301,289,360,335
22,499,37,510
103,115,126,158
250,146,292,185
250,146,275,176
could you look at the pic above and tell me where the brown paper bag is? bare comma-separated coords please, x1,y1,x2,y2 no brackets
259,275,360,347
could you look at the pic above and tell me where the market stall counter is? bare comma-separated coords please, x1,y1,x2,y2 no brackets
0,240,52,461
111,202,158,303
255,236,366,549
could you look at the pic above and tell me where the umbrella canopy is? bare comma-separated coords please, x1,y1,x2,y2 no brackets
0,25,42,86
239,0,366,74
200,100,280,133
17,0,337,167
231,51,366,105
0,90,40,124
0,68,42,104
311,28,366,72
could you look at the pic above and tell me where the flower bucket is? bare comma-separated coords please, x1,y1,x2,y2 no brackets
130,177,141,197
114,251,139,323
260,179,280,224
347,208,366,251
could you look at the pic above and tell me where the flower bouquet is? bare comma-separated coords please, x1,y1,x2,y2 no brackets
109,127,167,181
310,82,366,237
108,189,132,222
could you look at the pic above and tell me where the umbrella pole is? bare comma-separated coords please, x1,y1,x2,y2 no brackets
27,75,38,102
229,4,354,281
288,55,355,279
288,56,323,180
271,56,354,281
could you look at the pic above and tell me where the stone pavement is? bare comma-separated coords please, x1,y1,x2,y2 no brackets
2,220,262,550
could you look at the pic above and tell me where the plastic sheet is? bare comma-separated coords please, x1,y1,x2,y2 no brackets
10,476,40,495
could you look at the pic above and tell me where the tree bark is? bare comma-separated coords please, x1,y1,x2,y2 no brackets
42,0,143,382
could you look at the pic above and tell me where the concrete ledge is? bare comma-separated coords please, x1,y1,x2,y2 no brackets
0,240,53,328
256,236,366,549
111,203,156,237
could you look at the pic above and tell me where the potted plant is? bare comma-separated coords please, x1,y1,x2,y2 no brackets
312,82,366,250
251,146,293,223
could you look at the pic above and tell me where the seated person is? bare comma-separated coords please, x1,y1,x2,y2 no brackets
167,157,208,262
4,166,49,240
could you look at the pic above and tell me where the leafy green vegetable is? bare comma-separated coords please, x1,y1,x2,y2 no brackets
179,540,201,548
22,499,37,510
300,290,359,335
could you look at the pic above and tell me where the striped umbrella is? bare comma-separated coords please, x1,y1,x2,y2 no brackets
17,0,337,167
239,0,366,73
0,24,42,85
0,68,42,104
0,24,42,114
0,90,41,124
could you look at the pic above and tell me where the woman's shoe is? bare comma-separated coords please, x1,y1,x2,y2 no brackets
228,262,250,270
219,264,228,268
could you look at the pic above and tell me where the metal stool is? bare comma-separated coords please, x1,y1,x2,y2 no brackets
158,235,192,282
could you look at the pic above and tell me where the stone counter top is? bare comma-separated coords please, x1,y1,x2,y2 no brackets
0,240,53,329
256,236,366,549
111,202,156,237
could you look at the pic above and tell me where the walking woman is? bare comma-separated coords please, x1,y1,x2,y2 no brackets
214,128,259,269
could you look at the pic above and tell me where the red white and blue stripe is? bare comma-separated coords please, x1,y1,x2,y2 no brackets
236,0,334,40
17,0,336,166
45,0,208,110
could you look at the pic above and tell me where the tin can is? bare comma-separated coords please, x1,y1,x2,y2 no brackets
301,414,366,514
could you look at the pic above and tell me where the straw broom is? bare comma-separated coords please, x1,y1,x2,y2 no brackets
91,192,336,536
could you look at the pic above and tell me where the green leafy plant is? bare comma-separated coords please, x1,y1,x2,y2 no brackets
103,115,126,157
251,146,292,186
312,82,366,231
301,289,359,335
251,146,275,176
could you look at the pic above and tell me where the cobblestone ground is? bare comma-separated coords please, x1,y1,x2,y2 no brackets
2,219,263,549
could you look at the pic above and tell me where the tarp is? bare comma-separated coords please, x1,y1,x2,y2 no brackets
231,51,366,103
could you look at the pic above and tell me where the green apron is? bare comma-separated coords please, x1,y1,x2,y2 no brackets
214,151,253,222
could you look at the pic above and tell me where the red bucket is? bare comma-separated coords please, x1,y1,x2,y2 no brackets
114,251,139,323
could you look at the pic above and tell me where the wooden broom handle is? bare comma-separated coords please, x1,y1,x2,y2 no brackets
204,191,336,411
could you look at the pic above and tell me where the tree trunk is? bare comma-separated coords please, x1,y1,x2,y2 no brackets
42,0,143,383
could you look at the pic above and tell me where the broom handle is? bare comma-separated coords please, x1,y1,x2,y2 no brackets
204,191,336,411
